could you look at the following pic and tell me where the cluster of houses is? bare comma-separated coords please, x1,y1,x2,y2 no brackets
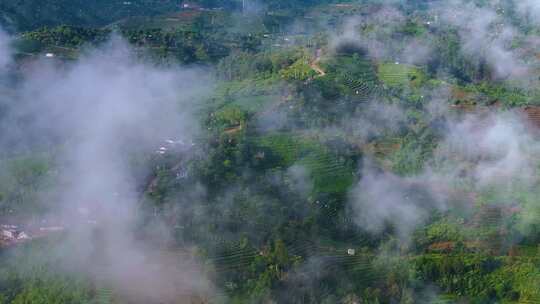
181,2,203,10
0,222,67,249
155,138,195,155
0,224,30,248
180,2,225,11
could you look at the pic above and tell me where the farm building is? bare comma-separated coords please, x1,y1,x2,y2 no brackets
0,225,30,248
181,2,203,10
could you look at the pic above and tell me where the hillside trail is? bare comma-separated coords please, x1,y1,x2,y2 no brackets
310,48,326,77
253,49,327,120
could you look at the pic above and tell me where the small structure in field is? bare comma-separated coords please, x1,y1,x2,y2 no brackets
1,225,32,247
181,2,203,10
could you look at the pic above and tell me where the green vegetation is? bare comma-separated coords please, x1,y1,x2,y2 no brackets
0,240,96,304
377,62,426,88
3,1,540,303
0,154,56,216
0,0,180,31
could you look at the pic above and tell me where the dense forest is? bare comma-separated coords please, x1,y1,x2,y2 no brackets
2,0,540,303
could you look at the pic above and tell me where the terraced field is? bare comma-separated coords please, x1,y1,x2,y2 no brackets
298,152,353,194
326,54,383,100
377,62,425,88
254,133,355,194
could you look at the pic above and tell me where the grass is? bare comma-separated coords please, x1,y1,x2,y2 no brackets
221,77,280,94
255,133,310,166
377,62,425,88
323,54,381,98
205,77,282,117
299,152,353,194
227,94,280,113
255,133,354,194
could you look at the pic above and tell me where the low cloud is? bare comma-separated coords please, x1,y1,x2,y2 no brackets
0,33,218,302
434,0,532,80
349,103,540,240
331,6,433,64
0,27,11,70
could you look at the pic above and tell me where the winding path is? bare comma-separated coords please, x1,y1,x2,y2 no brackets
310,49,326,78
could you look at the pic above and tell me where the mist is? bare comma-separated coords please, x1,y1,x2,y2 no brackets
0,32,218,302
308,0,540,242
347,101,540,242
0,28,10,69
3,1,540,302
434,0,531,80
